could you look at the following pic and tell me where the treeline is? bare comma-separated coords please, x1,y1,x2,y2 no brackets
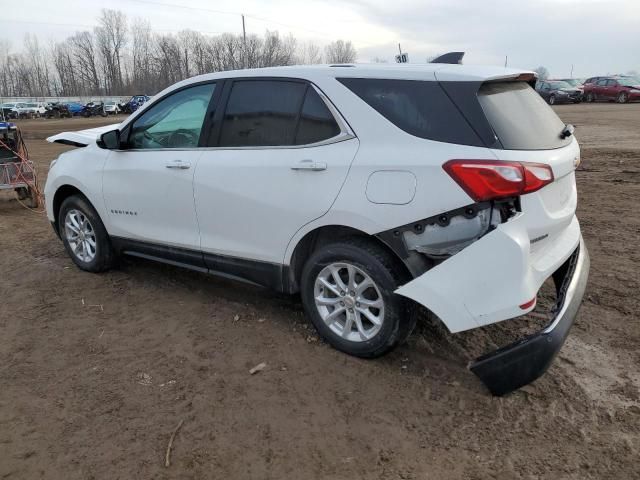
0,9,357,98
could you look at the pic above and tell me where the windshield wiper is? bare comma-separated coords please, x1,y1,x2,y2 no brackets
560,124,575,139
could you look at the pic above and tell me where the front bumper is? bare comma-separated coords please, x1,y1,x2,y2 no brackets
470,238,589,395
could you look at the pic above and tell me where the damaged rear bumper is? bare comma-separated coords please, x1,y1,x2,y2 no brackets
470,238,589,395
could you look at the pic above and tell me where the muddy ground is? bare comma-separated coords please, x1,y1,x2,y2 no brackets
1,104,638,479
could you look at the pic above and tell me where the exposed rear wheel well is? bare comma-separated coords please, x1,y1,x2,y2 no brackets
52,185,84,233
287,225,411,293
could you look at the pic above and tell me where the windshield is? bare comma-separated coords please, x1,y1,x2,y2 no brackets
548,81,572,89
561,79,580,86
478,81,571,150
106,101,115,105
617,78,639,87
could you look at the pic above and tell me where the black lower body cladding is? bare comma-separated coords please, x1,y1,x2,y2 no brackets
470,240,589,396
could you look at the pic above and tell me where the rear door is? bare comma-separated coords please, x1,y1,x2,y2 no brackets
194,78,359,268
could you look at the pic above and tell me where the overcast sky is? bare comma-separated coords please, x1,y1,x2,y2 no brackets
2,0,638,78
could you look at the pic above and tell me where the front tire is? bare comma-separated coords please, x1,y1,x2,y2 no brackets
548,94,556,105
300,238,415,358
617,92,628,103
586,92,595,102
58,195,115,272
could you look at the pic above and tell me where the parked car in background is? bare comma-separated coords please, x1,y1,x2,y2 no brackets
104,101,121,115
45,64,589,396
555,78,584,93
119,95,150,114
535,80,582,104
43,102,73,119
584,77,640,103
65,102,85,116
0,103,19,119
80,102,107,117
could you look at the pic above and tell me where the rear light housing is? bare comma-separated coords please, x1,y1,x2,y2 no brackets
443,160,554,202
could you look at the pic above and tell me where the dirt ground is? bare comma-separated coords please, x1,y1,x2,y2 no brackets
1,105,638,479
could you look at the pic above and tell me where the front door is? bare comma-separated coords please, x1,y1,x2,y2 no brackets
102,82,217,255
193,79,359,270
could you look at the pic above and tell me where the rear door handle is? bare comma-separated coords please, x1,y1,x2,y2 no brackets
290,159,327,171
165,160,191,170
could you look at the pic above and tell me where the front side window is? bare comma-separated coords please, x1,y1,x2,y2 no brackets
219,80,307,147
129,83,215,149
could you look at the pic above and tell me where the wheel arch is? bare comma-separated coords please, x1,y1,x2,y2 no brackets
286,224,411,294
52,184,92,234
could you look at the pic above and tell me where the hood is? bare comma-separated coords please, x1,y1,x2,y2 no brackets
46,123,120,147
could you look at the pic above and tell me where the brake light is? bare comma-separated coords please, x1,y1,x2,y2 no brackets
443,160,554,201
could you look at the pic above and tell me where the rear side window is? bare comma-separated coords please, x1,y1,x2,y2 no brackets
219,80,306,147
337,78,483,146
295,88,341,145
478,82,570,150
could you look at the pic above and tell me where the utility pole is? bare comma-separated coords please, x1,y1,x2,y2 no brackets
398,43,402,55
504,56,508,67
570,64,574,78
242,14,246,68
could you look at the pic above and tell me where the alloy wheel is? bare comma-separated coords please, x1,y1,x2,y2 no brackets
64,209,97,263
314,262,385,342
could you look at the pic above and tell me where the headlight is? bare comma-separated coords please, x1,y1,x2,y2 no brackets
630,89,640,93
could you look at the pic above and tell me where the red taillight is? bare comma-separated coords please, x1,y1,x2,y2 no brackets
519,297,536,310
443,160,554,202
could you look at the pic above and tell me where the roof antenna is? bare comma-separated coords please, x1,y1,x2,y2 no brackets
430,52,465,65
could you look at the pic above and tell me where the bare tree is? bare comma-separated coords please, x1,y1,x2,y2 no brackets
533,66,549,80
52,39,79,96
95,9,127,94
24,34,51,96
0,8,359,98
325,40,356,64
69,31,101,95
296,41,323,65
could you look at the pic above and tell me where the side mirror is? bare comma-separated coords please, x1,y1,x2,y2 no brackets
98,129,121,150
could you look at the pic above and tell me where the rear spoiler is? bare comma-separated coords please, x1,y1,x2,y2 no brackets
430,52,465,65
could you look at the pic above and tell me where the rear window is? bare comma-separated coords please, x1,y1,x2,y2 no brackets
478,82,570,150
338,78,483,146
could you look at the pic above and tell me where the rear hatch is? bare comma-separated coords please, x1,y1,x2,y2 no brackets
476,81,579,251
439,77,579,253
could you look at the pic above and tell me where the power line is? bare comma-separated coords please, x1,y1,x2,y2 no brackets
0,18,224,36
126,0,334,38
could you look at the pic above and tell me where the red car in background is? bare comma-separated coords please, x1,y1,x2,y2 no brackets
584,77,640,103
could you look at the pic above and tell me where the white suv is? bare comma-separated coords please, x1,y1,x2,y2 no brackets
45,64,589,395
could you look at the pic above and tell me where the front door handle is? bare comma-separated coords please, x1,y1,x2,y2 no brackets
165,160,191,170
291,159,327,171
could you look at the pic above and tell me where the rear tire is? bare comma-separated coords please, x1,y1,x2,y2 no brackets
300,238,416,358
58,195,115,273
